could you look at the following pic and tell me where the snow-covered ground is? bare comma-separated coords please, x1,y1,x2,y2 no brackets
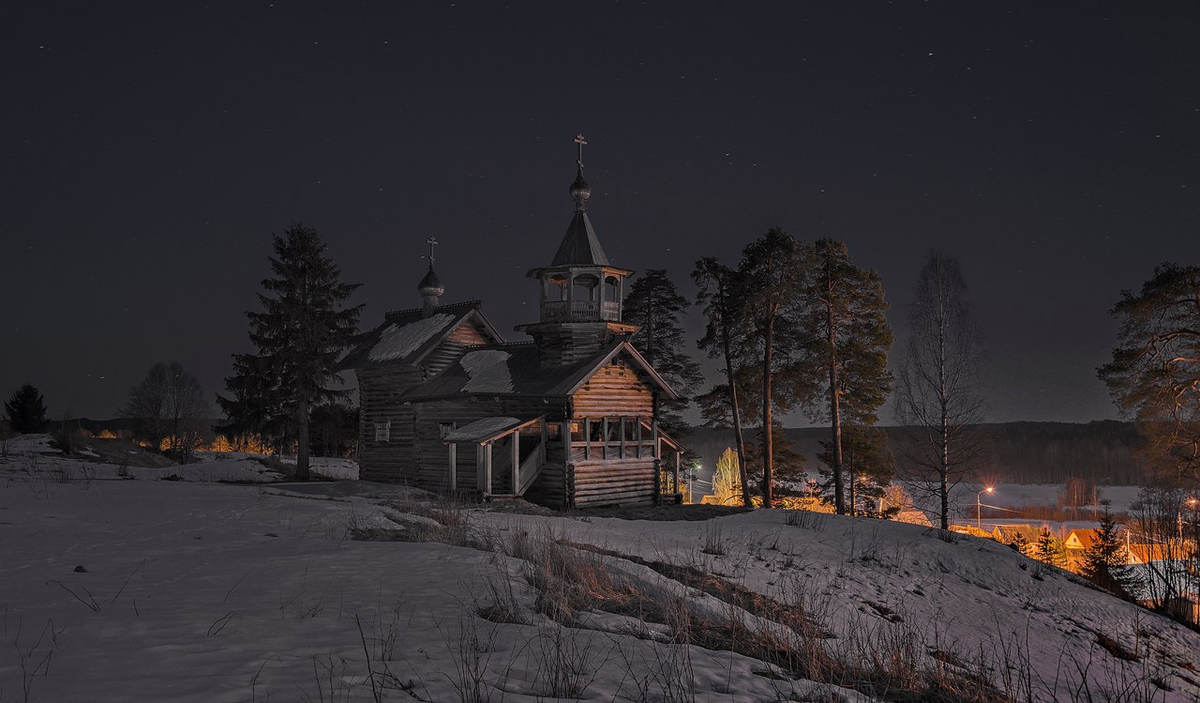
2,435,1197,702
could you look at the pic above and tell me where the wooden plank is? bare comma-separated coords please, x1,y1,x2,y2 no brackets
484,442,493,496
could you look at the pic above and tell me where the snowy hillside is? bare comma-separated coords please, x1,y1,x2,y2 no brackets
2,437,1198,702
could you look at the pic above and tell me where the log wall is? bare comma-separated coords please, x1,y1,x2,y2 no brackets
572,360,654,417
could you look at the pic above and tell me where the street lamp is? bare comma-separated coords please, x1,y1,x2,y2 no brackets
977,486,994,531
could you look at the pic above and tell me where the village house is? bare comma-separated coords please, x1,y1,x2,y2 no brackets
991,524,1041,556
341,139,685,508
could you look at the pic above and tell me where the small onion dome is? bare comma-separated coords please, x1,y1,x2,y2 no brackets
417,266,444,297
569,169,591,206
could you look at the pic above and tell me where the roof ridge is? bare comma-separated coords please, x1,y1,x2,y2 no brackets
385,299,481,318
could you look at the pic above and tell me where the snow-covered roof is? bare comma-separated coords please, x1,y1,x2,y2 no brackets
460,349,513,393
368,313,453,361
338,301,503,371
442,416,534,443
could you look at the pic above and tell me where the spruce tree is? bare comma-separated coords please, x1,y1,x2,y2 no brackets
1036,528,1067,568
219,224,362,479
4,384,48,433
623,269,703,435
1082,507,1140,596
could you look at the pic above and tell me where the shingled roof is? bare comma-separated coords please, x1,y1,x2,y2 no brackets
337,301,499,370
550,210,609,267
402,339,677,401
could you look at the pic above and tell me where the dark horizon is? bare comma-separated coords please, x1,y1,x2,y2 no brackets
3,2,1198,423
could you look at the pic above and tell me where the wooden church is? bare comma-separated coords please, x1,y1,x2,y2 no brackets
341,137,685,508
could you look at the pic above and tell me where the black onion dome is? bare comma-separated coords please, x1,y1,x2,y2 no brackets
569,169,591,205
417,266,444,296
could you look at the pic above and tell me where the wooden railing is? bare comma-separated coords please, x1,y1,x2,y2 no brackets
514,438,545,496
541,299,621,322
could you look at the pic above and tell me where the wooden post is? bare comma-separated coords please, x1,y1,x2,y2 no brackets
583,418,591,460
635,419,642,459
476,444,485,492
651,393,661,505
511,431,520,495
619,417,626,459
602,417,609,460
448,443,457,491
484,442,493,497
674,450,681,498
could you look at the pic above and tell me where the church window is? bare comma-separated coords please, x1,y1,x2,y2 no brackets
374,420,391,442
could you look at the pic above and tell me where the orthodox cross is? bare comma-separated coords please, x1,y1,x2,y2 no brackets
574,134,587,170
424,236,439,265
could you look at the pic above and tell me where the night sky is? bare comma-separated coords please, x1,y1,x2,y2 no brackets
3,2,1199,424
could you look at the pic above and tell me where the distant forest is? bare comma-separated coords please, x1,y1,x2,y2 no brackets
687,420,1148,486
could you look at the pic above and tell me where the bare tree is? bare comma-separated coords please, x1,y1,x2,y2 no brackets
123,361,210,460
893,250,988,530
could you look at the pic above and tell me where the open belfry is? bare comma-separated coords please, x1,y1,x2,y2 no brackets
341,137,685,508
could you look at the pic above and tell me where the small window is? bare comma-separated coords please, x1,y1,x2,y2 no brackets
374,420,391,442
439,422,456,439
569,421,584,442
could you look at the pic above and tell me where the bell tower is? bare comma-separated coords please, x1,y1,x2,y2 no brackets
517,135,637,367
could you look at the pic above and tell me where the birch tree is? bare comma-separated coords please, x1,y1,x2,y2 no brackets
893,250,987,530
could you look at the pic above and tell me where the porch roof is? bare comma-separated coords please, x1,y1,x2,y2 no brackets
442,415,542,444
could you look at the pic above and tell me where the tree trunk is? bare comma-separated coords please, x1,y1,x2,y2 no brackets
826,256,845,515
762,313,774,508
718,286,752,507
297,394,311,481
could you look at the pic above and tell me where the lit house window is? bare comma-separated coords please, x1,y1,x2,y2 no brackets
374,420,391,442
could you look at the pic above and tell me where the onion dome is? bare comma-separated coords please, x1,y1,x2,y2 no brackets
417,265,444,298
570,168,591,210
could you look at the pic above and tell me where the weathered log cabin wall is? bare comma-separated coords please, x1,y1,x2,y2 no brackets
422,323,491,379
412,396,561,493
568,358,658,507
357,363,422,482
356,317,498,483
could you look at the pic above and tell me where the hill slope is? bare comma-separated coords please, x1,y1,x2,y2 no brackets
1,439,1195,702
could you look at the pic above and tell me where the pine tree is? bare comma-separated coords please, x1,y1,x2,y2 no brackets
693,257,753,506
4,384,48,433
798,239,894,515
623,269,703,436
818,424,893,515
736,228,809,507
219,224,362,479
1098,263,1200,482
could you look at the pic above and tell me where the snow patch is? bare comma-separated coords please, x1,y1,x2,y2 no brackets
367,313,453,361
460,349,513,392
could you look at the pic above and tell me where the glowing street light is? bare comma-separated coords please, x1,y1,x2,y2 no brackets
977,486,994,531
